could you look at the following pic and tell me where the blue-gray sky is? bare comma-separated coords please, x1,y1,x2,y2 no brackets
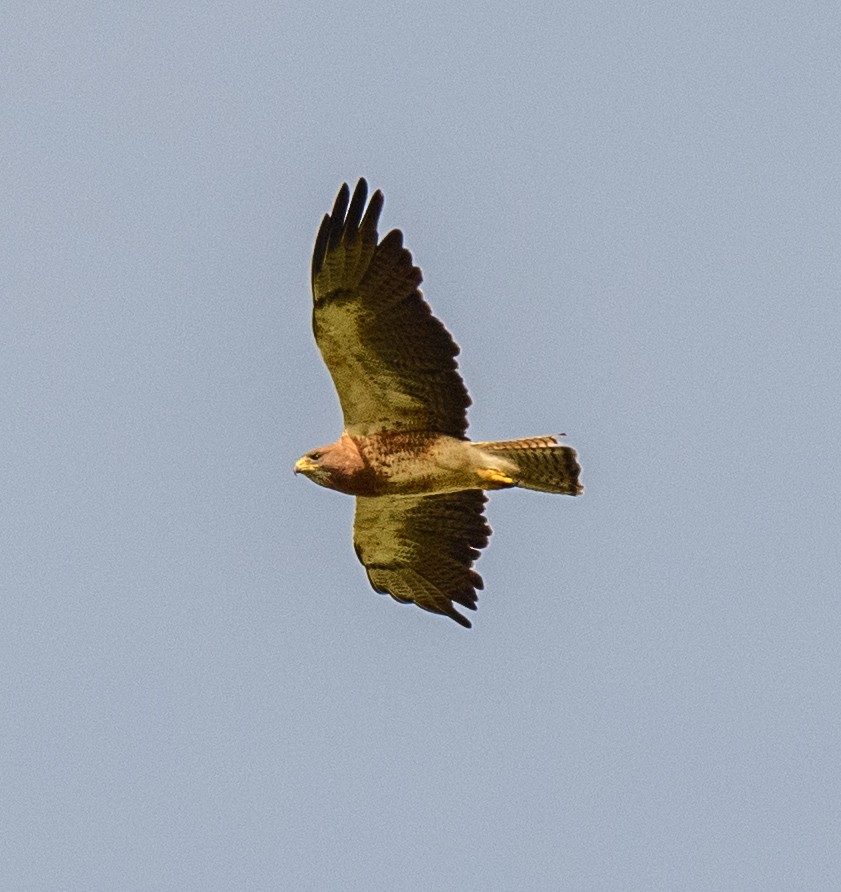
4,3,840,890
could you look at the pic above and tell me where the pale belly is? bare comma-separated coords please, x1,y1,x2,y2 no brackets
358,434,516,496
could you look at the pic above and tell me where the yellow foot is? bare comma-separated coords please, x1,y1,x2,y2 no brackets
477,468,516,488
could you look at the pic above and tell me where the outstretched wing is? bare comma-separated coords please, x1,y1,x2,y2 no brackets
311,179,470,438
353,491,491,628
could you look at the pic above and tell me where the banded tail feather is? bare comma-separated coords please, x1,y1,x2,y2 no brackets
472,435,583,495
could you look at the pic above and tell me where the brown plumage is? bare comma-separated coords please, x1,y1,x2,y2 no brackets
295,179,583,627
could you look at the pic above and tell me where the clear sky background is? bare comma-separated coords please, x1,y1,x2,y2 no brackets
3,3,840,890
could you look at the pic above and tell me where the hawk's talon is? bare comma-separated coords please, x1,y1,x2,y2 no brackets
477,468,516,487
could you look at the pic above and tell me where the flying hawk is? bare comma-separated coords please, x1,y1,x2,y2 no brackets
295,179,583,627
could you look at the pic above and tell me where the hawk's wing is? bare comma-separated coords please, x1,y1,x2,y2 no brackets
353,491,491,628
311,179,470,438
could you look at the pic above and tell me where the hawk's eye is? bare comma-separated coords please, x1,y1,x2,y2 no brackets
308,451,322,461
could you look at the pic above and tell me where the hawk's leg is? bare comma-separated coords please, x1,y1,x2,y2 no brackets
476,468,517,489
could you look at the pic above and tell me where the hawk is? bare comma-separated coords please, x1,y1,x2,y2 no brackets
295,179,583,627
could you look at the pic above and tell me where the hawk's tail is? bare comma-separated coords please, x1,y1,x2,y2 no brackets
472,436,583,495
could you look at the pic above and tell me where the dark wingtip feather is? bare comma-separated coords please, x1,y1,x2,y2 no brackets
379,228,403,251
326,182,350,253
449,609,473,629
361,188,384,238
311,213,331,282
344,178,368,237
312,179,384,285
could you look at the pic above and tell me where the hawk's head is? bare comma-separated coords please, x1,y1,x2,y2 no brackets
294,436,373,495
293,448,333,487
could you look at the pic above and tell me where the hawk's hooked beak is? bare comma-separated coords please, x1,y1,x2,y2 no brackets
294,456,315,475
